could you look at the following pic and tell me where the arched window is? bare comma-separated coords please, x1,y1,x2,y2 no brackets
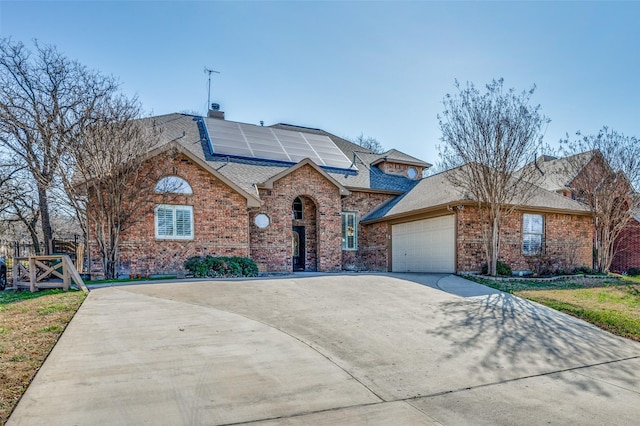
155,176,193,194
292,197,303,220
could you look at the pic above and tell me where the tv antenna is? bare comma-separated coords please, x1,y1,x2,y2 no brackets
204,67,220,109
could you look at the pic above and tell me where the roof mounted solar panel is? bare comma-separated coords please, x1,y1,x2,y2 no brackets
204,117,354,170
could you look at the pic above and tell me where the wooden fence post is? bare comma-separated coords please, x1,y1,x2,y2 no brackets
62,256,70,291
29,257,36,293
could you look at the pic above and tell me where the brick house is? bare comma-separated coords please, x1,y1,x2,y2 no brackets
361,168,593,274
530,152,640,273
89,110,595,277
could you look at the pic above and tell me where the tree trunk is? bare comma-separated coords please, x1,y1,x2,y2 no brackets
483,209,501,276
37,184,53,255
489,215,500,276
27,222,41,255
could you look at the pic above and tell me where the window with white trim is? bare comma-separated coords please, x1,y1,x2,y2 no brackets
523,213,544,255
155,204,194,239
341,212,357,250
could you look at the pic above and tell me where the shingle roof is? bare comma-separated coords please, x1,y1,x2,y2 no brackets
370,149,431,167
518,151,596,192
149,114,419,196
363,166,590,223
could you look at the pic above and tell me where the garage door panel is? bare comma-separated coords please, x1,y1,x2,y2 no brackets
392,215,455,273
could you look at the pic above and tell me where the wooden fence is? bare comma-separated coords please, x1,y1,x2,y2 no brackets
12,255,88,294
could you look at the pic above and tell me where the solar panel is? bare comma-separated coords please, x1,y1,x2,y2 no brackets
204,117,354,170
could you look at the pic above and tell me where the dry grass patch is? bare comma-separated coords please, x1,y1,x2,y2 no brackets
0,290,86,424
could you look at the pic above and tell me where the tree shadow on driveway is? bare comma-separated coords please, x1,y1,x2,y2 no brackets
429,290,640,398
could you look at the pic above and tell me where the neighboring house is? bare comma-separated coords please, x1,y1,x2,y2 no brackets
612,213,640,273
87,108,594,277
529,152,640,273
521,151,599,198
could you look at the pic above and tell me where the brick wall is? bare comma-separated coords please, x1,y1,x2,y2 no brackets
456,206,593,273
377,162,422,180
612,219,640,273
249,164,343,272
89,153,249,277
341,191,395,271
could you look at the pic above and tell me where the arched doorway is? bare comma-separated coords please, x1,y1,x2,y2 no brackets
291,196,318,271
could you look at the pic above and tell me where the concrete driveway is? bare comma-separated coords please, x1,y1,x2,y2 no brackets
9,273,640,425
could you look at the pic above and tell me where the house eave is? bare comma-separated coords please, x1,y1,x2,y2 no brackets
361,200,591,225
370,158,432,168
344,186,405,196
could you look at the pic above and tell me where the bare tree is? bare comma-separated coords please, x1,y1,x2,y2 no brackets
0,39,117,254
67,95,161,279
438,79,549,276
352,133,385,154
1,171,42,252
560,127,640,273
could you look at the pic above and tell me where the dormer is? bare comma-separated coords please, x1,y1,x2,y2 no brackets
371,149,431,180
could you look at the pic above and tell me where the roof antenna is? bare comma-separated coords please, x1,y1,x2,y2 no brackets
204,67,220,110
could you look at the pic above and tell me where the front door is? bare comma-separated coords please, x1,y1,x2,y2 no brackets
292,226,305,271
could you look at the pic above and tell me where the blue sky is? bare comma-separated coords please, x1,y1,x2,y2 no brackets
1,1,638,164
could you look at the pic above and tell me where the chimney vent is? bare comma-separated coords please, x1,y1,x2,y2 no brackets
208,103,225,120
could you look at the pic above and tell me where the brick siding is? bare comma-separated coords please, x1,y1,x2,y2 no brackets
89,153,249,278
249,164,343,273
341,191,395,271
377,162,422,180
612,219,640,273
456,206,593,273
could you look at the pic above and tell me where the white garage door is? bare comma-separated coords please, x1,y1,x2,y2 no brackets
392,215,456,273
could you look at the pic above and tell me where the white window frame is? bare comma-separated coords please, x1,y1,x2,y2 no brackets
341,212,358,251
523,213,544,255
155,204,194,240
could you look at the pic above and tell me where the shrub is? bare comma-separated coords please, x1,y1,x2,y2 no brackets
574,266,600,275
627,267,640,277
481,261,512,276
184,255,259,278
184,256,209,278
526,253,560,277
232,256,259,277
208,256,227,276
225,258,243,277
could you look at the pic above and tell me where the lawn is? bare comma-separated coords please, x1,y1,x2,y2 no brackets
0,289,86,424
469,275,640,341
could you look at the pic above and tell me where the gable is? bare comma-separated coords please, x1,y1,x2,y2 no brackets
147,141,262,208
258,159,350,196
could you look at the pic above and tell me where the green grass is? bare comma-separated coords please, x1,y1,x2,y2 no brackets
40,325,64,333
621,274,640,284
468,276,622,293
467,274,640,341
37,304,73,315
0,290,86,422
522,293,640,340
0,289,76,305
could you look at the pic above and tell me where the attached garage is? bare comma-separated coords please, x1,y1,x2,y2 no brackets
392,215,456,273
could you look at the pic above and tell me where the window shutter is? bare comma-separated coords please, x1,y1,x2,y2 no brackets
176,208,192,237
157,207,174,237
